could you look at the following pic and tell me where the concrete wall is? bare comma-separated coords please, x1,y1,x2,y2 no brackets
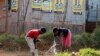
8,0,87,34
66,0,86,25
88,0,100,22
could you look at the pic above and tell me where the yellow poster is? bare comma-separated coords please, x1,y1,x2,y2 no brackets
54,0,64,12
11,0,18,11
42,0,52,12
72,0,83,14
32,0,42,10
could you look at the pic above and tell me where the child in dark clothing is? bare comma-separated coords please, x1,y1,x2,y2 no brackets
53,28,72,52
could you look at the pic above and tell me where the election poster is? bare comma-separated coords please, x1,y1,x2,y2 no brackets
42,0,52,12
11,0,18,11
32,0,42,10
72,0,83,14
54,0,64,12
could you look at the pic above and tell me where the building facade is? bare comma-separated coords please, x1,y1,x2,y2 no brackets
2,0,99,34
85,0,100,32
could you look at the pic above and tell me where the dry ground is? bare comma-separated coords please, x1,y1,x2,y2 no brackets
0,50,54,56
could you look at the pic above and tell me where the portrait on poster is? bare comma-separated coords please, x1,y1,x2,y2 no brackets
11,0,18,11
54,0,64,12
72,0,82,14
32,0,42,10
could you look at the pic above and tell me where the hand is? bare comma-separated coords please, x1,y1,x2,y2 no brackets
36,39,40,42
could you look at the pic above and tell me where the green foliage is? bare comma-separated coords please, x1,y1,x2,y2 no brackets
0,34,27,51
39,31,54,43
0,27,100,51
0,34,8,43
92,27,100,48
72,28,100,49
14,36,27,48
0,34,16,43
72,35,82,48
79,32,92,47
0,32,55,51
38,31,55,50
79,48,100,56
56,48,100,56
14,36,26,45
56,52,69,56
0,34,18,51
72,33,92,50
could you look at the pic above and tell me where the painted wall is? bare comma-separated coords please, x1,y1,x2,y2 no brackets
66,0,86,25
9,0,86,34
88,0,100,22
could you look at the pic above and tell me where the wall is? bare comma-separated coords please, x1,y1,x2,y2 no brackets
88,0,100,22
67,0,86,25
4,0,86,34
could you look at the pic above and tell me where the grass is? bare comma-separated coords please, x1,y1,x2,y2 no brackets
56,48,100,56
56,52,70,56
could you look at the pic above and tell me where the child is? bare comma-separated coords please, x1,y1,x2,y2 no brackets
25,28,46,56
53,28,72,52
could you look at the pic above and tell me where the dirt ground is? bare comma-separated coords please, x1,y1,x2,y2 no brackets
0,50,54,56
0,50,31,56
